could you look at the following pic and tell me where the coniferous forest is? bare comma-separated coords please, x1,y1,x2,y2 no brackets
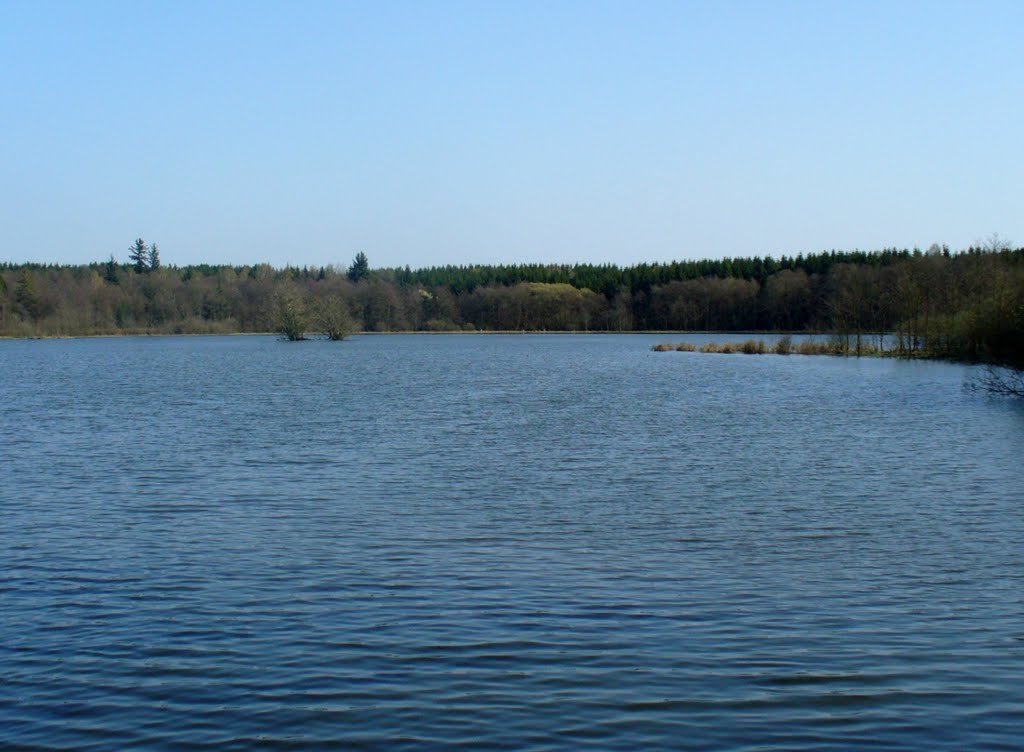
2,240,1022,368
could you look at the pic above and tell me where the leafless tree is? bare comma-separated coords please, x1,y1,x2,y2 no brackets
972,365,1024,398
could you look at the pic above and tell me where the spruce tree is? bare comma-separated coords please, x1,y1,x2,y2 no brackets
148,243,161,271
129,238,148,274
104,255,120,284
347,251,369,282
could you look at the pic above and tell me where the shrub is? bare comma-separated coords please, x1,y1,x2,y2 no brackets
774,335,793,355
424,318,459,332
274,293,308,341
316,295,355,340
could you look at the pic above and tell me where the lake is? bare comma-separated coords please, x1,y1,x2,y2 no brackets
1,333,1022,750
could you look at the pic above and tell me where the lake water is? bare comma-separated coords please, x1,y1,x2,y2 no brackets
2,334,1022,750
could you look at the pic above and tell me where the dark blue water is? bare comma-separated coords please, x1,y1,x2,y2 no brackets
2,334,1023,750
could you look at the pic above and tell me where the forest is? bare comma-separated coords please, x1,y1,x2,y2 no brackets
2,240,1022,369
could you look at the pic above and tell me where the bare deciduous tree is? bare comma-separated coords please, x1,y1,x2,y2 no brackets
971,365,1024,398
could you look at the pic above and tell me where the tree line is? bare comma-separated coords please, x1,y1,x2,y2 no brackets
2,241,1021,367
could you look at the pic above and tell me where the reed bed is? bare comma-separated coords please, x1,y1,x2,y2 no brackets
795,340,834,355
653,337,883,356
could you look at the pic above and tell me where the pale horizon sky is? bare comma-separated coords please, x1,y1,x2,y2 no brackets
2,0,1021,269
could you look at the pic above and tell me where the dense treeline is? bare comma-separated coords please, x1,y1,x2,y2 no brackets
2,243,1022,366
391,247,917,296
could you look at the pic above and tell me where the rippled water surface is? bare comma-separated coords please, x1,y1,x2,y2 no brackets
2,334,1023,750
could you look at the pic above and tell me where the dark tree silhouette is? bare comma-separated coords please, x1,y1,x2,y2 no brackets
129,238,148,274
104,254,120,284
347,252,369,282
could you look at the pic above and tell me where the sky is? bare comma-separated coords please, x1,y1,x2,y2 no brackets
1,0,1021,269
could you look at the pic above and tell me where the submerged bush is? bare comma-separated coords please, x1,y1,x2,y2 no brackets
653,342,697,352
972,365,1024,398
315,295,355,341
273,293,308,341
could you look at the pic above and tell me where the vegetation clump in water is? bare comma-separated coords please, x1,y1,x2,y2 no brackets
656,338,887,356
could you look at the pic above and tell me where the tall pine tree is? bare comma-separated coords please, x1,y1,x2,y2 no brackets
104,254,120,284
347,251,369,282
129,238,148,274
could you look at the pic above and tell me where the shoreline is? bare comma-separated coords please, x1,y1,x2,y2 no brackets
0,329,835,341
0,329,989,364
0,330,1007,369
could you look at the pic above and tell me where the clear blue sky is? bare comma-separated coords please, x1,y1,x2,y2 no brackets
2,0,1021,269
